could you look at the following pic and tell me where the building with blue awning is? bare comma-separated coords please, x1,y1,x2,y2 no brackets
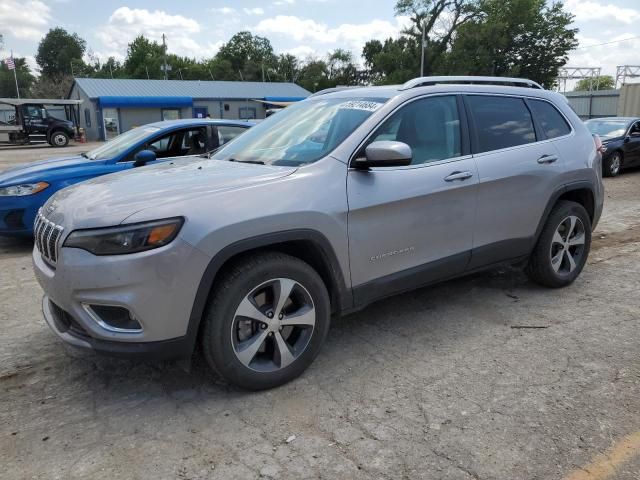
68,78,310,141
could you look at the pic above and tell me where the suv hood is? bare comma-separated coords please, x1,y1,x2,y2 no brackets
0,155,92,185
44,158,296,229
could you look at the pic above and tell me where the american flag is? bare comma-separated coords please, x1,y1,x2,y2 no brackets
5,56,15,70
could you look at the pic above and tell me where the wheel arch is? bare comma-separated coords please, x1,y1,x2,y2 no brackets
184,229,352,355
534,182,596,245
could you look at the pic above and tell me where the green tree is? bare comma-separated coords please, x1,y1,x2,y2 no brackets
216,31,276,80
363,36,421,84
574,75,615,91
395,0,481,76
36,28,86,77
124,36,165,79
446,0,578,87
0,57,35,97
30,75,74,98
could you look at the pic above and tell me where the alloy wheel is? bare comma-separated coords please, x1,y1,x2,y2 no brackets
550,215,586,275
610,153,621,175
231,278,316,372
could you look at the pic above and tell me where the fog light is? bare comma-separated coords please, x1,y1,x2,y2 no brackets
83,304,142,332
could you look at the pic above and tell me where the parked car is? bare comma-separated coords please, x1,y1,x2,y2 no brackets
33,77,603,390
585,117,640,177
0,119,254,236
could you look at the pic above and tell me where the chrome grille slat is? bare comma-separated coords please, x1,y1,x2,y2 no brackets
34,210,63,264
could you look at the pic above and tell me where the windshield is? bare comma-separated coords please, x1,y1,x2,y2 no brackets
86,126,161,160
585,120,629,139
211,97,388,166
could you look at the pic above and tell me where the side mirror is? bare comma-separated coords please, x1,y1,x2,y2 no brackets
354,141,412,169
133,149,156,167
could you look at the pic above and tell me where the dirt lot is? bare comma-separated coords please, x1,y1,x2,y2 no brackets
1,149,639,479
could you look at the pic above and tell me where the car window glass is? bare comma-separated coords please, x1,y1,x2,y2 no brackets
182,128,207,154
218,125,247,144
466,95,536,153
367,95,461,165
631,121,640,135
527,99,571,139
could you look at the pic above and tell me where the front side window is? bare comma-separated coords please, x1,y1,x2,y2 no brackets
211,97,388,166
466,95,536,153
217,125,248,144
366,95,461,165
527,99,571,139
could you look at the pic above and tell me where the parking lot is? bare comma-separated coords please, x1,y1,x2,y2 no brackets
1,146,639,479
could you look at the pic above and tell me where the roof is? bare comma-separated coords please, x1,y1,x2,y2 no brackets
0,98,82,106
72,78,310,100
141,118,257,129
585,117,638,122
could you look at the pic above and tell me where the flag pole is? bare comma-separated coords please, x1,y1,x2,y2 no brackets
10,50,20,98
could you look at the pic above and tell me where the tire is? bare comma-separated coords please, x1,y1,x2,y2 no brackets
526,200,592,288
50,131,69,147
201,252,331,390
603,151,622,177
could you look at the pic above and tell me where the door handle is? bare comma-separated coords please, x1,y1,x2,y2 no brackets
537,154,558,164
444,171,473,182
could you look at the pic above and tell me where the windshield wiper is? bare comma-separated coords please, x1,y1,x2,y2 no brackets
80,152,89,159
228,158,265,165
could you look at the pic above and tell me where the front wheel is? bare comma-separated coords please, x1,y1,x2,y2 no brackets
603,151,622,177
526,200,592,288
49,131,69,147
201,252,331,390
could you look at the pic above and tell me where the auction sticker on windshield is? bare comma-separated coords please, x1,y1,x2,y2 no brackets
339,100,384,112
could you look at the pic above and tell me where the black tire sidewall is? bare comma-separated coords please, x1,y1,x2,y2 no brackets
203,254,331,390
51,132,69,147
531,201,592,287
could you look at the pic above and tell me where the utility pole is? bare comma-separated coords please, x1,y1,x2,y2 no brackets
262,63,265,82
420,22,426,77
145,66,150,79
10,50,19,99
109,62,113,79
208,68,214,80
162,33,168,80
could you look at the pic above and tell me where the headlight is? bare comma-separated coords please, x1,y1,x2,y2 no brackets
0,182,49,196
64,218,184,255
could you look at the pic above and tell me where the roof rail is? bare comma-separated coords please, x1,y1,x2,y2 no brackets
399,76,543,90
307,86,362,98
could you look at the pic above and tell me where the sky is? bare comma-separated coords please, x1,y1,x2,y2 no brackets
0,0,639,86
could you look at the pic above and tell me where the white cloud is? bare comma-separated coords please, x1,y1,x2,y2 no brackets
254,15,405,57
96,7,222,59
274,0,296,5
284,45,319,58
210,7,236,15
565,0,640,24
243,7,265,15
0,0,50,41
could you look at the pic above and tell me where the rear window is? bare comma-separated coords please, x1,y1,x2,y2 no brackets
466,95,536,153
528,99,571,139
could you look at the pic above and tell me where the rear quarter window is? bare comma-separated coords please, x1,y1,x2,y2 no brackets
527,99,572,139
466,95,536,153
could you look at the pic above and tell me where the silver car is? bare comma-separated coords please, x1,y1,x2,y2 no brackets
33,77,604,390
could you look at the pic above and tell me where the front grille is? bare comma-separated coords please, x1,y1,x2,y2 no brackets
34,210,63,263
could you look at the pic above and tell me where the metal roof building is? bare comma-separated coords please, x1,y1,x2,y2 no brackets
68,78,310,141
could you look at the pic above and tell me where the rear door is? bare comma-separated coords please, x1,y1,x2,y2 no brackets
464,94,565,269
347,94,478,304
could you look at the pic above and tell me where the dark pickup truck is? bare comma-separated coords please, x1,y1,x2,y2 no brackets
0,98,81,147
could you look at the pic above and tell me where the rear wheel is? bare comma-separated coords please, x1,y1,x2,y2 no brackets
201,252,331,390
603,151,622,177
526,200,591,288
49,131,69,147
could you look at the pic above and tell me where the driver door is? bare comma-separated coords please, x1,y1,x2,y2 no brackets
625,121,640,166
347,95,478,305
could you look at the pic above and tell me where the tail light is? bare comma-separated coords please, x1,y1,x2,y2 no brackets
593,134,606,154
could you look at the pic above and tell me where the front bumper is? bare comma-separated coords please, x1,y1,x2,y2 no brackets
33,236,211,359
0,189,54,236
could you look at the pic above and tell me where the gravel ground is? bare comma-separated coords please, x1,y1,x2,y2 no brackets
0,149,639,479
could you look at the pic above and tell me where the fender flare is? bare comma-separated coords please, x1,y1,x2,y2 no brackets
533,181,596,244
183,229,352,354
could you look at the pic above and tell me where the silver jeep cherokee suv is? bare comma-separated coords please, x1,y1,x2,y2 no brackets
33,77,603,390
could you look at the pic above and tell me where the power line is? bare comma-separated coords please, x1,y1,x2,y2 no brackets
573,36,640,51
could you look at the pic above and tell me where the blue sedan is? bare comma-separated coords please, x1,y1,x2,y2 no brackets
0,118,254,236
